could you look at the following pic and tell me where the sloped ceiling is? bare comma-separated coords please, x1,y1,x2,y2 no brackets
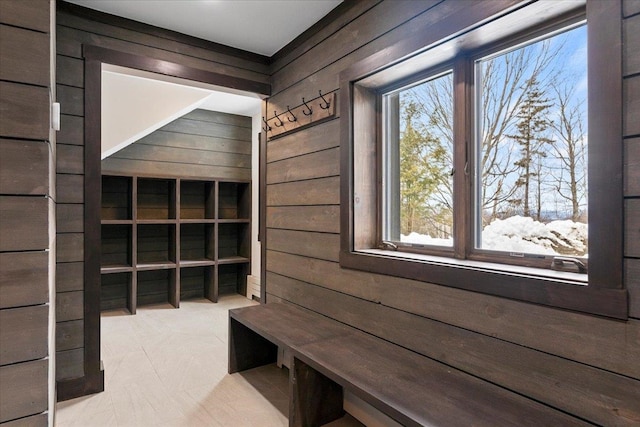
73,0,342,158
101,65,261,159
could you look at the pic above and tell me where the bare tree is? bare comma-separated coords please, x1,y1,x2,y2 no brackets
477,40,562,222
549,81,587,221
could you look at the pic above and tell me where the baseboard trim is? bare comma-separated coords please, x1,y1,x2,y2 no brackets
56,369,104,402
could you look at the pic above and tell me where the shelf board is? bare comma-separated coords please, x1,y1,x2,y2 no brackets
179,219,216,224
136,261,177,271
180,259,215,268
102,220,133,225
218,219,250,224
136,219,177,224
101,265,133,274
217,256,250,265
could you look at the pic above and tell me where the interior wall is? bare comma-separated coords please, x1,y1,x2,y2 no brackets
264,0,640,425
102,109,251,180
54,0,269,398
0,0,52,425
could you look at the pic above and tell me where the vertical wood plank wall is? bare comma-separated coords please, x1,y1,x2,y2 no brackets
54,1,268,397
264,0,640,425
0,0,51,425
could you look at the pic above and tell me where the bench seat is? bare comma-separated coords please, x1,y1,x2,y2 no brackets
229,303,587,427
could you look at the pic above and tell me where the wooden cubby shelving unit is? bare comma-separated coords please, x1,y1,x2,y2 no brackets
100,175,250,314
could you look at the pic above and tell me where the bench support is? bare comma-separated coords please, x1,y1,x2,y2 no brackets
290,357,344,427
228,317,278,373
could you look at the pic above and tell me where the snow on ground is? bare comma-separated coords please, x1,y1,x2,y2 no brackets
401,215,587,256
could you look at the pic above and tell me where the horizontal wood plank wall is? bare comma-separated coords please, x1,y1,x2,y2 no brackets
55,6,86,384
264,0,640,425
101,110,252,181
101,109,251,307
55,1,267,396
0,0,50,425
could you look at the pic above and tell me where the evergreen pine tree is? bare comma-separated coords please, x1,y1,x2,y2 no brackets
506,78,553,219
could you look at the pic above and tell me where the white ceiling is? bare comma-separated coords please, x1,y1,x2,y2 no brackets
70,0,342,158
65,0,342,56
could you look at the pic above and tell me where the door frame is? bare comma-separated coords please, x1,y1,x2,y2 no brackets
56,45,270,401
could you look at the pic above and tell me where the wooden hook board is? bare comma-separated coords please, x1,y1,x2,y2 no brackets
266,93,336,140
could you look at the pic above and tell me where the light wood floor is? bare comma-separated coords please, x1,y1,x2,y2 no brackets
55,295,291,426
55,295,364,426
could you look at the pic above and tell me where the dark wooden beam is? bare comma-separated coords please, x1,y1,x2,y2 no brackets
83,45,270,97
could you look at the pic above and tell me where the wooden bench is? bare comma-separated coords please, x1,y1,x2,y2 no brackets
229,303,587,427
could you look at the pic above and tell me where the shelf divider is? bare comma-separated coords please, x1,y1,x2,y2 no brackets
101,174,251,314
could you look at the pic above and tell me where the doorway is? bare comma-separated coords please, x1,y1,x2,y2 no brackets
56,45,269,400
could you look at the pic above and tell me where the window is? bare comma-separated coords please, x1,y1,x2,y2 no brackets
381,24,589,271
383,70,455,249
340,0,626,318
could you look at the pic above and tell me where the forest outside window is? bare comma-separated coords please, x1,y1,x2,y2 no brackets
340,0,626,319
382,24,589,272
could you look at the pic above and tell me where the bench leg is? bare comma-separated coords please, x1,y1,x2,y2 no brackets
228,317,278,373
290,357,344,427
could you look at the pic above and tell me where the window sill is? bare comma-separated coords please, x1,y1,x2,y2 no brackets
340,249,627,320
359,248,588,285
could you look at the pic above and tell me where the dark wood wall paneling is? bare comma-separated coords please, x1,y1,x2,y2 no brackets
101,110,252,180
0,0,50,425
263,0,640,425
623,1,640,319
55,34,86,382
54,0,268,398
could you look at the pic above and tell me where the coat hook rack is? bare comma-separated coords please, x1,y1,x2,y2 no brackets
286,105,297,122
264,90,336,140
273,110,284,127
262,117,271,132
318,90,331,110
301,97,313,116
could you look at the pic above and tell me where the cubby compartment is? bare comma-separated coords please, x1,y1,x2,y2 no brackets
218,223,250,262
137,178,176,220
101,224,132,272
180,223,214,265
218,264,248,296
218,182,250,220
180,180,215,220
101,272,131,311
137,224,176,268
180,266,213,301
100,175,251,313
102,176,132,220
137,269,175,307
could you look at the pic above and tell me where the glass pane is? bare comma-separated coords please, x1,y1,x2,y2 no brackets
384,72,454,247
475,24,587,257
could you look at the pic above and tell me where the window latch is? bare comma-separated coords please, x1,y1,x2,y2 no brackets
551,257,587,274
380,241,398,251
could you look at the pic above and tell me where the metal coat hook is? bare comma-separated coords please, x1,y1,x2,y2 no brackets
318,90,331,110
262,117,271,132
286,105,297,122
273,110,284,127
301,97,313,116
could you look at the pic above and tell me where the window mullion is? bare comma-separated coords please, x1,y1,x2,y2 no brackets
453,56,472,260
